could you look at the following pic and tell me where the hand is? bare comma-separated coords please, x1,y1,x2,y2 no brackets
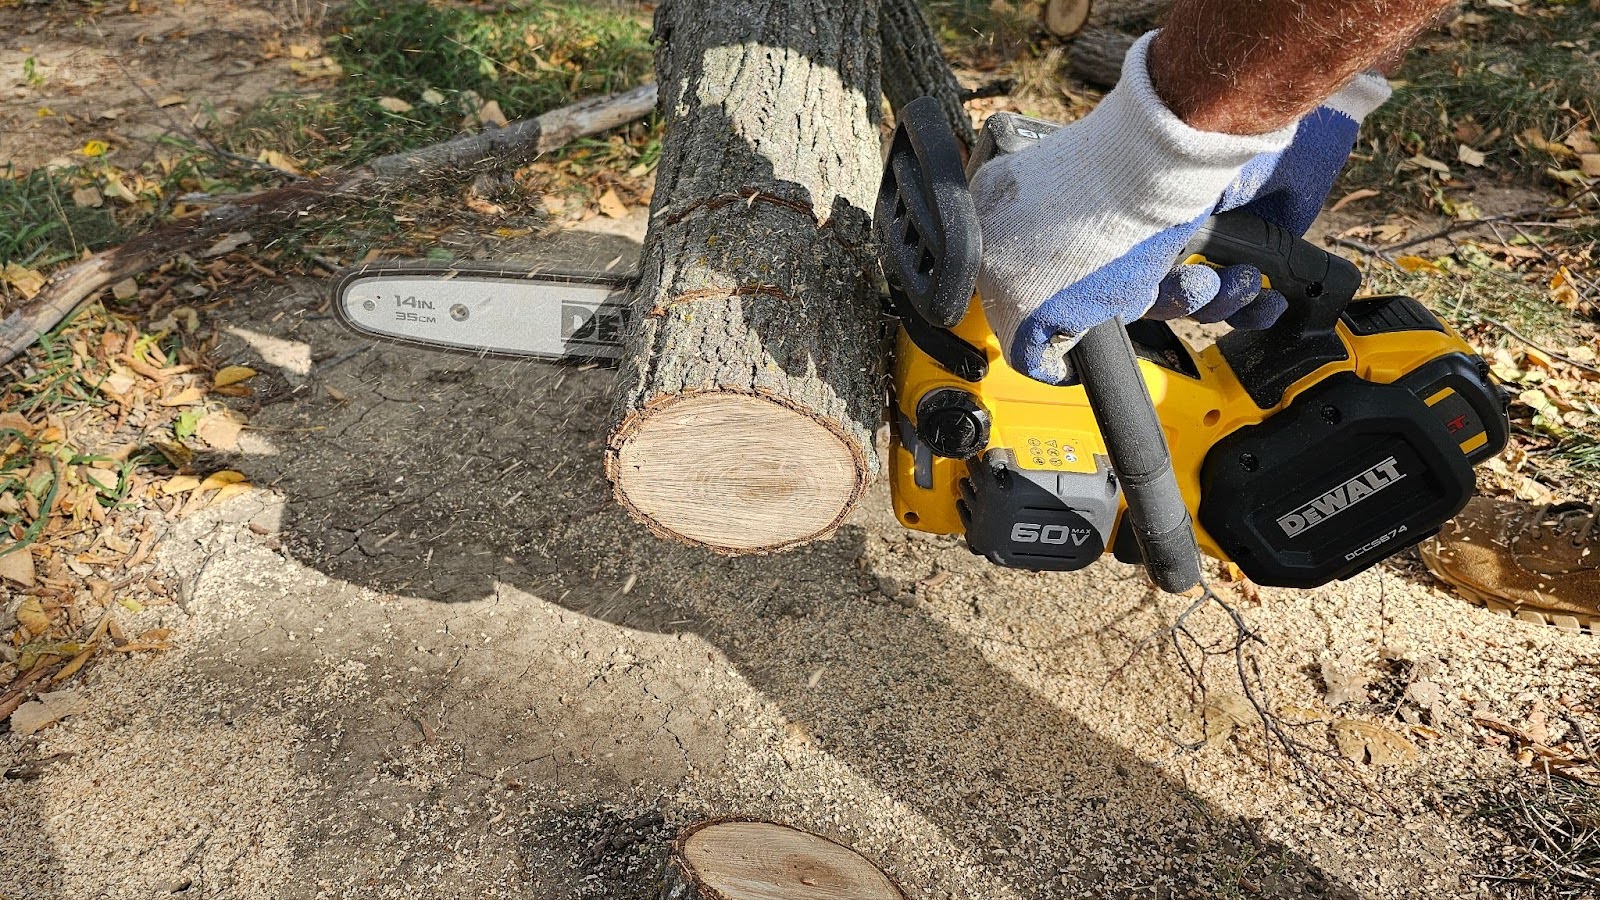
971,33,1295,384
1148,73,1392,329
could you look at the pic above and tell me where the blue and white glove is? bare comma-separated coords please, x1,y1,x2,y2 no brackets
1148,72,1393,330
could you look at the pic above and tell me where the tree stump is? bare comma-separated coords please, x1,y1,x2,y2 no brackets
607,0,887,554
661,820,905,900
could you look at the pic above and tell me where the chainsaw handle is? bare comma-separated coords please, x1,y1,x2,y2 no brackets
1070,320,1203,593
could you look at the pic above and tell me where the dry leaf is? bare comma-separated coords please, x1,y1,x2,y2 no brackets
195,411,245,451
198,470,248,492
209,482,253,506
14,596,47,630
1565,130,1599,155
1320,654,1366,706
161,475,201,495
1457,144,1487,167
155,94,186,107
159,386,204,407
71,186,103,208
111,278,139,301
1,548,38,589
1333,719,1418,766
377,96,414,113
1394,255,1443,275
202,232,253,258
2,263,47,299
478,100,509,129
1203,693,1255,744
420,88,445,105
258,149,303,175
1581,154,1600,178
1523,127,1577,158
1330,188,1379,212
1408,153,1451,174
598,188,627,219
213,365,259,387
9,691,89,736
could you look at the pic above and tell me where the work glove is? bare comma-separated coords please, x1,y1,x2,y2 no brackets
1147,71,1393,330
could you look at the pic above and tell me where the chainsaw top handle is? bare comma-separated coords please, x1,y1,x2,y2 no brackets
878,100,1203,593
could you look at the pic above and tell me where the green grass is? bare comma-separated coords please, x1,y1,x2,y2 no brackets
0,166,123,268
1345,0,1600,199
224,0,653,173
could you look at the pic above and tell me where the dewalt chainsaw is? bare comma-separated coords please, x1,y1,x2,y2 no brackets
331,97,1508,593
876,98,1507,591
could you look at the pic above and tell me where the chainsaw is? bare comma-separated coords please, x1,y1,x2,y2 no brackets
331,97,1509,592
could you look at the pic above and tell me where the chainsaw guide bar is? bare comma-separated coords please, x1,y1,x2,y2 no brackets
332,261,634,364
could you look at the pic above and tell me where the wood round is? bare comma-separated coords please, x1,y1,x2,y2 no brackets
613,394,862,553
1044,0,1092,37
673,821,904,900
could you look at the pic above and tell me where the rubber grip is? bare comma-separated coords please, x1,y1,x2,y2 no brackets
1069,320,1203,593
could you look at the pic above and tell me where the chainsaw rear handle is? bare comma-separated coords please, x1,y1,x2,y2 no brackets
1069,320,1203,593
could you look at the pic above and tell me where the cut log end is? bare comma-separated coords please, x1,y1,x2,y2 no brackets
663,820,905,900
1044,0,1093,37
610,394,865,554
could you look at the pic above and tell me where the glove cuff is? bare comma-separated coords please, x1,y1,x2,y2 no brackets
1323,71,1392,122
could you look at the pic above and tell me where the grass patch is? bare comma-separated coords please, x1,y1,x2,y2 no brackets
1345,0,1600,198
1464,774,1600,900
0,166,123,268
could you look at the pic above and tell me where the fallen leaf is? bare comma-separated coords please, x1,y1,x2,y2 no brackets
9,691,89,736
1407,153,1451,175
598,188,627,219
161,475,201,495
1,263,47,299
1581,154,1600,178
195,411,245,451
71,186,103,208
541,193,566,214
201,232,253,258
159,386,204,407
198,470,247,492
1565,130,1599,155
155,93,186,108
1330,188,1379,212
1394,255,1443,275
1524,127,1577,159
420,88,445,105
14,595,47,630
1203,693,1255,744
1333,719,1418,766
1457,144,1487,167
209,482,253,506
1320,654,1366,706
478,100,509,128
257,149,303,175
213,365,258,387
80,140,109,157
111,278,139,301
1547,168,1589,188
377,96,414,113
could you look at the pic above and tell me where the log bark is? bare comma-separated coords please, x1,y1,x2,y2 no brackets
1086,0,1168,28
1069,26,1137,88
660,820,905,900
880,0,976,147
0,84,659,366
606,0,887,554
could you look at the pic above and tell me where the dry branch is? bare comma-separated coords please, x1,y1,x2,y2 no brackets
0,84,660,366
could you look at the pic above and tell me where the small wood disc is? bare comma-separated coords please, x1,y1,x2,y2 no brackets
673,821,904,900
613,394,861,553
1043,0,1092,37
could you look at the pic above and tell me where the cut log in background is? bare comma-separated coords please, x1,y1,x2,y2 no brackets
662,820,905,900
881,0,977,147
0,85,659,367
605,0,888,554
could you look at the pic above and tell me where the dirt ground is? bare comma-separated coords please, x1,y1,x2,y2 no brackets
3,3,1599,899
0,209,1596,898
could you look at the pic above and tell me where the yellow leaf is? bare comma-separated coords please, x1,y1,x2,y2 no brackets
1394,255,1443,275
1,263,47,299
598,188,627,219
117,597,144,613
161,475,201,495
1329,188,1379,212
376,96,413,113
213,365,258,387
80,139,109,157
209,482,253,506
257,149,303,176
1523,127,1577,158
198,470,247,492
15,595,48,630
158,386,204,407
1551,267,1582,310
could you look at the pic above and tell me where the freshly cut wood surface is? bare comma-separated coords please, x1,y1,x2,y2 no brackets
612,394,861,553
664,820,905,900
607,0,886,554
1043,0,1092,37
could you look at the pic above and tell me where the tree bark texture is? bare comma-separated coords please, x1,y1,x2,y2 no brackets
1070,26,1138,88
880,0,977,147
607,0,888,554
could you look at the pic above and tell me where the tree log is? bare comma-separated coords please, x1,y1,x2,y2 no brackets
606,0,887,554
661,820,905,900
1069,26,1137,88
880,0,977,147
1086,0,1168,28
0,84,659,366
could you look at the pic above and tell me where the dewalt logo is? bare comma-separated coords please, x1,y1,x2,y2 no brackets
1277,457,1405,538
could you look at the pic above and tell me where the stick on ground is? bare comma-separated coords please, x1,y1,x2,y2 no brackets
0,83,660,366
